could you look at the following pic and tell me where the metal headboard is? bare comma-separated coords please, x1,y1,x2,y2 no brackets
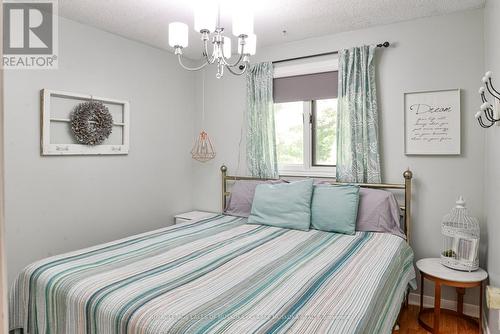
220,165,413,245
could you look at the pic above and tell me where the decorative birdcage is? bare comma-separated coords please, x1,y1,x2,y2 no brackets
441,196,480,272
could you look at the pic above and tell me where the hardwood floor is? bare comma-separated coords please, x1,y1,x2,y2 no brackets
393,305,480,334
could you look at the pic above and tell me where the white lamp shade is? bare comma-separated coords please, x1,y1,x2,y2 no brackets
232,10,254,37
194,2,217,33
169,22,188,48
223,36,231,58
238,33,256,55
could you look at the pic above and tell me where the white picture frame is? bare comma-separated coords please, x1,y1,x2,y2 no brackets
41,89,130,155
404,89,461,155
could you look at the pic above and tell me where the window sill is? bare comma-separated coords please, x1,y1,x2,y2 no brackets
278,166,336,178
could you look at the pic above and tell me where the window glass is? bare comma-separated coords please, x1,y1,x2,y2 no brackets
313,98,337,166
275,101,304,165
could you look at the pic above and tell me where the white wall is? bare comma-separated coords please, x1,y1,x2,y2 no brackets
4,17,196,284
484,0,500,332
192,9,486,304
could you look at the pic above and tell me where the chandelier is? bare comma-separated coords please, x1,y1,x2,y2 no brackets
476,71,500,128
168,3,256,79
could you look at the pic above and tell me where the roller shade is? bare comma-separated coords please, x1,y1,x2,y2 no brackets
273,71,338,103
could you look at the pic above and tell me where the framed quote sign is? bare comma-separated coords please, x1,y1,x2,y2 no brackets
404,89,461,155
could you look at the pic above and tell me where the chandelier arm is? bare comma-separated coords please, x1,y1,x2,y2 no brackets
478,116,495,128
203,39,217,64
226,62,249,76
481,104,499,123
486,81,500,101
479,94,499,121
481,92,487,103
484,108,496,122
177,54,209,71
222,52,246,68
485,107,500,122
488,78,500,98
221,41,246,67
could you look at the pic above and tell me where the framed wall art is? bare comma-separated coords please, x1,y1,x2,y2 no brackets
404,89,461,155
41,89,130,155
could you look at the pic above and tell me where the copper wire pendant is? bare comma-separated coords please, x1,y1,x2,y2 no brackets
192,69,216,162
191,130,216,162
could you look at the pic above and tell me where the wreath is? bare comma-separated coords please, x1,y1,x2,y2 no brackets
70,101,113,145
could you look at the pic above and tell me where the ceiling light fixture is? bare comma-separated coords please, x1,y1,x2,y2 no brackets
168,3,256,79
476,71,500,128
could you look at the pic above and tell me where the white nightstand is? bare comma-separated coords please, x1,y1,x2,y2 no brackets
174,211,216,225
416,258,488,333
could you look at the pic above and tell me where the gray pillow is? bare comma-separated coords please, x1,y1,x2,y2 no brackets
356,188,406,239
224,179,286,218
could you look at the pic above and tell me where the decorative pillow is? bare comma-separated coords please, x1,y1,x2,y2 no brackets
311,185,360,234
356,188,406,239
247,179,314,231
224,179,286,218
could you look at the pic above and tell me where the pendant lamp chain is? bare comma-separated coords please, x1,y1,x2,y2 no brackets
202,68,205,127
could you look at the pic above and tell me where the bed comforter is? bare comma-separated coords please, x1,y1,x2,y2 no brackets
10,214,415,334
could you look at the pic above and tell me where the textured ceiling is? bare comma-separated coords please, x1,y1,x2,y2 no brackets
59,0,485,59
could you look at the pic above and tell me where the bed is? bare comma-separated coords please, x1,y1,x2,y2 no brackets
10,167,416,334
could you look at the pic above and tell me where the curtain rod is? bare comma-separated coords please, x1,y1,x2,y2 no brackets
272,41,390,65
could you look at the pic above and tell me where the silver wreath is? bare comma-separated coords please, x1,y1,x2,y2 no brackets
70,101,113,145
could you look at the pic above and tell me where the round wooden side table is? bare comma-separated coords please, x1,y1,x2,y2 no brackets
416,258,488,334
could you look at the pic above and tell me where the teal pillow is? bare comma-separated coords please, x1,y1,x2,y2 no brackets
247,179,314,231
311,185,360,234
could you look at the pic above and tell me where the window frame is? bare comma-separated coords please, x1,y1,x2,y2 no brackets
273,55,338,177
276,100,336,177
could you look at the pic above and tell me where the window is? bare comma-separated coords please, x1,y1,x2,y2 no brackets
275,99,337,176
273,56,338,176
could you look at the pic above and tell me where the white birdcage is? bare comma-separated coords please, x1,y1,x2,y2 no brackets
441,197,480,271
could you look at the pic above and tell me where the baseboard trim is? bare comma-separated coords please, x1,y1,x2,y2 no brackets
408,292,479,318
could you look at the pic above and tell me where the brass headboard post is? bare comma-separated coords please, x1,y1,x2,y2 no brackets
403,169,413,245
221,165,228,211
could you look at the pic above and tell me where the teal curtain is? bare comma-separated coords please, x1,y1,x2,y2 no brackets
246,62,278,178
336,45,381,183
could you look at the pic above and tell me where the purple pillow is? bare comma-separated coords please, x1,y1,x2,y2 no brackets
225,179,287,218
356,188,406,239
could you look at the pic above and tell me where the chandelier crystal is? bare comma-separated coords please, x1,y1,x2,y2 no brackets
168,4,256,79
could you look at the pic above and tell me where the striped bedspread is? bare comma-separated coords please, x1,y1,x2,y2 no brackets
10,215,415,334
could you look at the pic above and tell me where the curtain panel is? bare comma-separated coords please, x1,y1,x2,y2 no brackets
246,62,279,178
336,45,382,183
